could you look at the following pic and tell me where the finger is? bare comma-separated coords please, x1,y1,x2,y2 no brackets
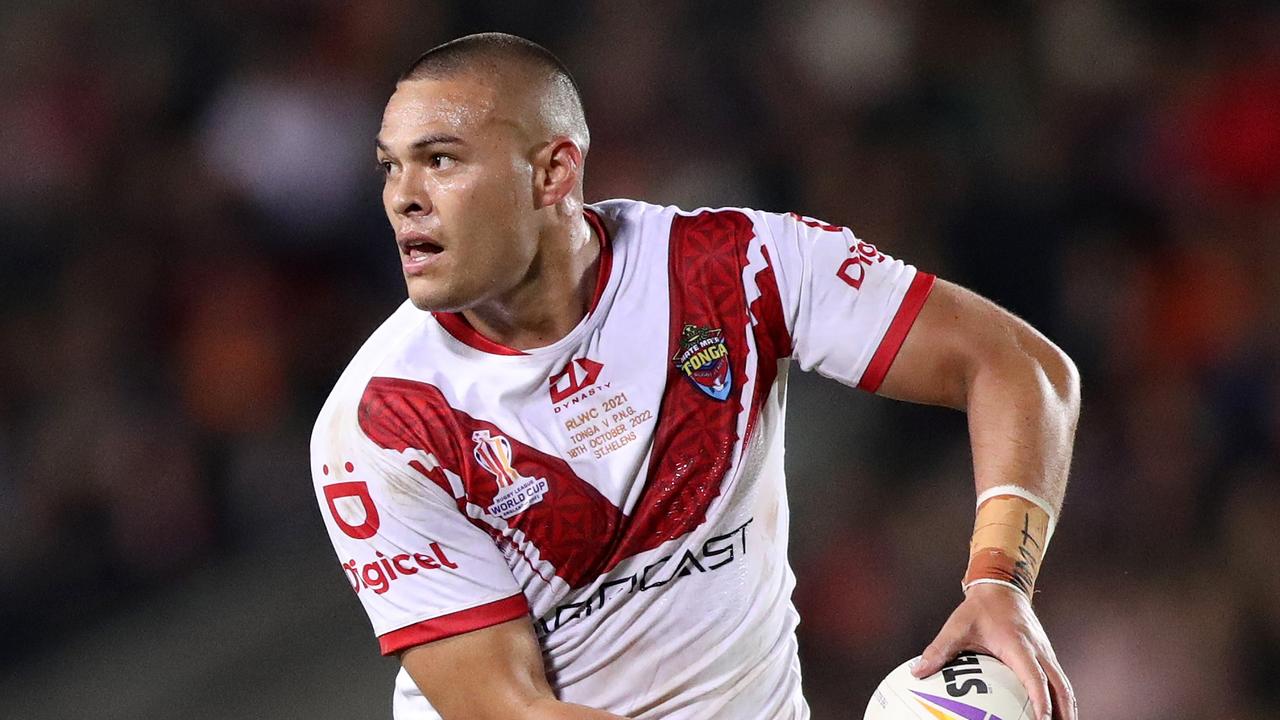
911,620,967,678
994,639,1052,720
1039,649,1076,720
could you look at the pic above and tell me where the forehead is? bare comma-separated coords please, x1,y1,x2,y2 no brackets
379,77,501,145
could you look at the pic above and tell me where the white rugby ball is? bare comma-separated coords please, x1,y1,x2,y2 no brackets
864,651,1033,720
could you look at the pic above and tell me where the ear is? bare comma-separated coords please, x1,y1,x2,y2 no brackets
532,136,584,210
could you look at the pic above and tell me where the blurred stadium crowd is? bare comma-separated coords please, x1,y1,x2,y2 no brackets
1,1,1278,718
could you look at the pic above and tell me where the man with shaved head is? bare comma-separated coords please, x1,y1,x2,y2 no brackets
312,33,1079,720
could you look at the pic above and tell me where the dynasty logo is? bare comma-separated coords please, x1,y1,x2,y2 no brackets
673,324,732,401
549,357,604,404
473,430,549,519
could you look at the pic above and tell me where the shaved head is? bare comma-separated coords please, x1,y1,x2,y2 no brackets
377,33,598,317
399,33,589,155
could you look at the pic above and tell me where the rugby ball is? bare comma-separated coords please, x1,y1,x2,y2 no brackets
864,651,1032,720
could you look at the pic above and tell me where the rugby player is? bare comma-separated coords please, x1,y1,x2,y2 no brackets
312,32,1079,720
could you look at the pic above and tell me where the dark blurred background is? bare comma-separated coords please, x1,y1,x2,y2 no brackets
2,1,1278,718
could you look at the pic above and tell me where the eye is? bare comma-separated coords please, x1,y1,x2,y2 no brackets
428,154,456,170
377,159,396,177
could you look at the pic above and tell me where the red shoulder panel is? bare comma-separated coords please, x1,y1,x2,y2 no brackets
359,377,625,588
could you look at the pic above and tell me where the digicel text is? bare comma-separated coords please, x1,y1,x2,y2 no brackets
343,541,459,595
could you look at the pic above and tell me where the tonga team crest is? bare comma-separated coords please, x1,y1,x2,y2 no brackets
673,324,733,401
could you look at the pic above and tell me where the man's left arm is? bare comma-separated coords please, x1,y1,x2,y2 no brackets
875,278,1080,720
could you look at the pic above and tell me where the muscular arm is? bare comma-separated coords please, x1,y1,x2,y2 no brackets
401,617,627,720
877,278,1080,510
876,279,1080,720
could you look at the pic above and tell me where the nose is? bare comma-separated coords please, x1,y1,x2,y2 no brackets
390,166,431,217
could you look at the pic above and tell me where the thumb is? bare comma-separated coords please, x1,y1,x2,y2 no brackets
911,633,962,679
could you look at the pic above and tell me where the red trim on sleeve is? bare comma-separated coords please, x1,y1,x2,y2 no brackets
432,208,613,356
856,272,936,393
377,593,530,656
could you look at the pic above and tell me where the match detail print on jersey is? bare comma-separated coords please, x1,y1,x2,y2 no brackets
550,358,654,462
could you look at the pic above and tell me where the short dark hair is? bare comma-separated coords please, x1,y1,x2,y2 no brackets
399,32,589,151
400,32,583,103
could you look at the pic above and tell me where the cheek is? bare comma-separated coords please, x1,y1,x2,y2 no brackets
465,181,524,245
442,167,531,271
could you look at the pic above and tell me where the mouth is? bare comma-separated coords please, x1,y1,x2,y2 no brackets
398,232,444,273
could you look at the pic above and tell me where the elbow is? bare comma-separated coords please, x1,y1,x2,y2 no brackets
984,315,1079,416
1053,349,1081,412
1031,336,1080,415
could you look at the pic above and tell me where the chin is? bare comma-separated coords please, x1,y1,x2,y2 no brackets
405,279,467,313
407,291,455,312
406,294,440,312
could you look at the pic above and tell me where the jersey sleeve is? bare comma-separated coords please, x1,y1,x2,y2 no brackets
312,438,528,656
751,210,935,391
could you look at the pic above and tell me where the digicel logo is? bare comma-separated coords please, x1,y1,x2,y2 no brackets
549,357,604,404
324,479,381,539
343,542,460,595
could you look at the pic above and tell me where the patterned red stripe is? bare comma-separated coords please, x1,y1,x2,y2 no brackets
378,593,530,655
359,377,625,588
857,271,936,392
745,244,791,445
603,210,773,566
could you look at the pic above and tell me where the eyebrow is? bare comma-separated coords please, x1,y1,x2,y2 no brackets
375,134,465,154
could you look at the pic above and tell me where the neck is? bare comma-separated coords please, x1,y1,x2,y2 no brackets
460,212,602,351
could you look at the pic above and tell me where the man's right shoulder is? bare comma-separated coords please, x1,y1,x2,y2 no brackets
588,197,678,229
311,300,424,441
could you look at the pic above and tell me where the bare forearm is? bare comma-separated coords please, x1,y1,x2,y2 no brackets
964,328,1079,510
877,280,1081,509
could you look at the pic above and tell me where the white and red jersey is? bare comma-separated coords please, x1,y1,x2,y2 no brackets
310,199,934,719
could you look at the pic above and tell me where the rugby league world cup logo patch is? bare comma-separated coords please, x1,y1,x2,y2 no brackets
472,430,549,520
673,324,732,401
